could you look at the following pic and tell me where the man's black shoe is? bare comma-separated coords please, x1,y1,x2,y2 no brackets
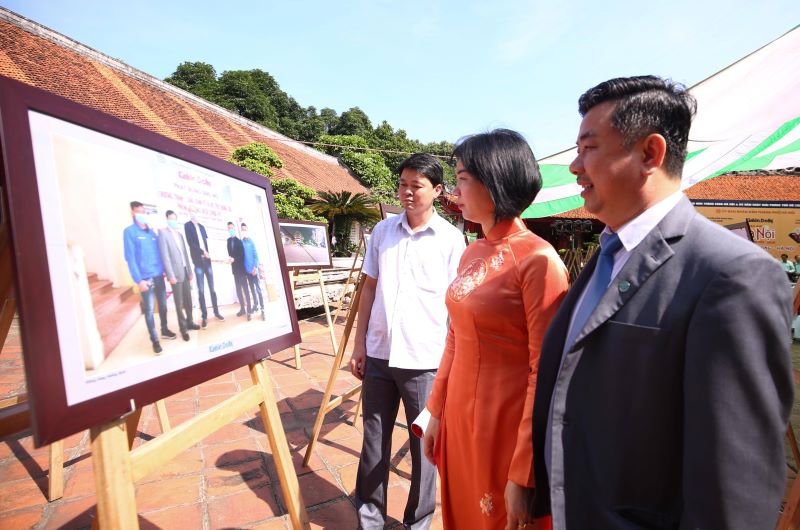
261,311,266,321
236,309,245,317
187,322,201,330
153,342,162,354
201,318,208,329
214,312,225,321
162,329,177,340
181,331,190,341
247,312,252,321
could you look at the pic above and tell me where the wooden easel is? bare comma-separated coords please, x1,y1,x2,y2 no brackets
288,268,338,370
303,274,365,466
331,235,366,324
91,358,310,529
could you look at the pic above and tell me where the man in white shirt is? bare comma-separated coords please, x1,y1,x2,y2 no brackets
531,76,793,529
350,153,465,530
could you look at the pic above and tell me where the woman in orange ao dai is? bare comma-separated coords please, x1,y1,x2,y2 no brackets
423,129,568,530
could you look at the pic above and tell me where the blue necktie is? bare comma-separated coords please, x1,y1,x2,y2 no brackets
564,232,623,350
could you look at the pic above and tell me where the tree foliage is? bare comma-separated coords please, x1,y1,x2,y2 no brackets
228,142,321,222
166,61,457,203
271,178,324,222
229,142,283,177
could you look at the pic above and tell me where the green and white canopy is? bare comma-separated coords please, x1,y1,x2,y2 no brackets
523,24,800,219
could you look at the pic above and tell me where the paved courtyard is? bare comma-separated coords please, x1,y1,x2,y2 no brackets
0,314,443,529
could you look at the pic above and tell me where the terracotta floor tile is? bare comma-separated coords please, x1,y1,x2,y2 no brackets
307,497,358,529
207,483,280,528
163,398,198,417
134,474,202,513
42,495,96,530
0,507,42,530
336,462,359,495
197,380,240,397
294,469,345,508
202,439,263,468
139,502,203,529
0,476,47,513
63,466,97,499
205,458,270,498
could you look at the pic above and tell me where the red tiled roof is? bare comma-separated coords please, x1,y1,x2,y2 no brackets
684,174,800,202
0,11,367,195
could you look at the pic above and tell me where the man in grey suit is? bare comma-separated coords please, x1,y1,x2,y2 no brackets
159,210,200,341
531,76,794,529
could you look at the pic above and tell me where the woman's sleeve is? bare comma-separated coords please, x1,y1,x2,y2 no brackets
508,248,569,487
426,321,455,419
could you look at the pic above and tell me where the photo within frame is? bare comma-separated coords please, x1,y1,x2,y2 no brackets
278,220,333,270
0,77,300,444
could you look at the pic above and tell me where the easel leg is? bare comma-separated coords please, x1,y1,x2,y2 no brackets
154,399,171,433
47,439,64,501
294,344,302,370
90,417,139,529
303,276,364,466
318,274,338,353
250,361,310,529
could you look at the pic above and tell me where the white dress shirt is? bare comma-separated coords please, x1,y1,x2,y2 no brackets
362,210,465,370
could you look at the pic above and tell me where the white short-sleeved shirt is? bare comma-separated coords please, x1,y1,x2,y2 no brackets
363,209,465,369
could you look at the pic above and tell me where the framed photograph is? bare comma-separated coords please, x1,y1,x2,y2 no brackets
0,76,300,445
379,203,402,220
278,220,333,270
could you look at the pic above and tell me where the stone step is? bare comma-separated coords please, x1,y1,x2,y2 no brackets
95,296,142,356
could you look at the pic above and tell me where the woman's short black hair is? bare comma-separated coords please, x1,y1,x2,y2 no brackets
452,129,541,220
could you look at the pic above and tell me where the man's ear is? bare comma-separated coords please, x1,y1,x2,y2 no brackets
640,133,667,175
433,183,443,197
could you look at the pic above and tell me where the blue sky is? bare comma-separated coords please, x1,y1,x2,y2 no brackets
3,1,799,156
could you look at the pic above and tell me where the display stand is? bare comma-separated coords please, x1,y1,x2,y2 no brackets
88,359,309,529
331,235,366,324
303,274,365,467
288,269,338,370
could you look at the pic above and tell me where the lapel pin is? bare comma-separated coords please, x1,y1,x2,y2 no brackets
619,280,631,293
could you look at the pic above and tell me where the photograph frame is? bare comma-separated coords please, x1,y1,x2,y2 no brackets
0,76,301,445
724,220,754,242
277,219,333,270
379,203,402,220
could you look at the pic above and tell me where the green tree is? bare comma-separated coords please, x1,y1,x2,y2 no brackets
271,178,324,221
332,107,372,137
309,191,380,255
229,142,283,177
229,142,321,221
217,71,277,127
165,62,219,101
339,151,394,192
318,134,370,157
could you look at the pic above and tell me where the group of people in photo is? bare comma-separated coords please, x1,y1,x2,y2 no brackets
349,75,793,530
123,203,265,355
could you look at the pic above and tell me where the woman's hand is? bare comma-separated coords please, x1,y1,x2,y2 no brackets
504,480,533,530
423,416,440,465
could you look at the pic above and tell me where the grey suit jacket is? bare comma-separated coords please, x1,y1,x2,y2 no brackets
532,196,793,529
158,229,192,283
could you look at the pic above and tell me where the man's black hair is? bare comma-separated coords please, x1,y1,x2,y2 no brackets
397,153,444,187
578,75,697,177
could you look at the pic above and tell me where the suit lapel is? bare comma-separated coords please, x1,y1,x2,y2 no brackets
570,196,696,349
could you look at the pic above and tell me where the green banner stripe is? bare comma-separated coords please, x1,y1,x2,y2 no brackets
706,117,800,179
539,164,575,188
686,147,706,161
522,194,585,219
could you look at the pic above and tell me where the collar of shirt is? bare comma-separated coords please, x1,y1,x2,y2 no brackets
397,208,442,236
607,189,685,251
